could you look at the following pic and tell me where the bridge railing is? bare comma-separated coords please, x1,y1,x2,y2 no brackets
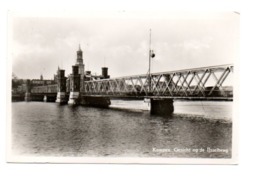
84,64,233,98
31,84,58,94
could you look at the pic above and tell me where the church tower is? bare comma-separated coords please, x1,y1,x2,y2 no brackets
76,44,85,92
76,44,85,76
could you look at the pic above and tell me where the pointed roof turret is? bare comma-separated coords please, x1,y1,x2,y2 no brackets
76,44,83,65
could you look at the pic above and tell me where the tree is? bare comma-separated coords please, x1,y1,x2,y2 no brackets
12,73,18,80
12,73,24,90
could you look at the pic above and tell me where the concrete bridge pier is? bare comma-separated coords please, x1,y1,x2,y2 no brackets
24,79,31,101
68,66,80,105
149,97,174,115
68,92,80,105
43,94,57,102
80,96,111,108
56,92,67,104
24,92,31,101
56,69,68,104
43,95,47,102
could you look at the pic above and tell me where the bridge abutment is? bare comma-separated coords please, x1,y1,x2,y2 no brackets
25,92,31,101
68,92,80,105
56,69,68,104
24,79,31,101
68,66,81,105
43,95,56,102
150,98,174,115
43,95,47,102
56,92,67,104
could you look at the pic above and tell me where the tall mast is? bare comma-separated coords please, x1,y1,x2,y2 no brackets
148,29,152,94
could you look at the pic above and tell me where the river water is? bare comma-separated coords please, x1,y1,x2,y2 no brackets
11,100,232,158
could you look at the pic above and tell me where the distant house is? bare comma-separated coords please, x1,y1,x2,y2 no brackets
16,83,26,93
31,79,56,86
31,74,56,87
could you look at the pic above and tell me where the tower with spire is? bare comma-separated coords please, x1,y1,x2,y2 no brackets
75,44,85,92
76,45,83,63
76,44,85,76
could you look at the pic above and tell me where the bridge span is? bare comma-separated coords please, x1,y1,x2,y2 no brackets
83,64,233,99
22,64,233,115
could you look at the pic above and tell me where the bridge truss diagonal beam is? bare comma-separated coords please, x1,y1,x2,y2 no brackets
83,64,233,99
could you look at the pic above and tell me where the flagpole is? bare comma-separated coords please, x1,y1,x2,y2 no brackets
148,29,151,94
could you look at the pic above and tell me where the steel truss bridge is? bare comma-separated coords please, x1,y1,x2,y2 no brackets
83,64,233,100
30,64,233,100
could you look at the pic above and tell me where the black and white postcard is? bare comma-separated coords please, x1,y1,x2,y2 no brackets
7,11,239,164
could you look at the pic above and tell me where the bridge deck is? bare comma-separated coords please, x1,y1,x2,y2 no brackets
81,95,232,101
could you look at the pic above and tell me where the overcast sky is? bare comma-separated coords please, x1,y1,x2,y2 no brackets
11,11,239,79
